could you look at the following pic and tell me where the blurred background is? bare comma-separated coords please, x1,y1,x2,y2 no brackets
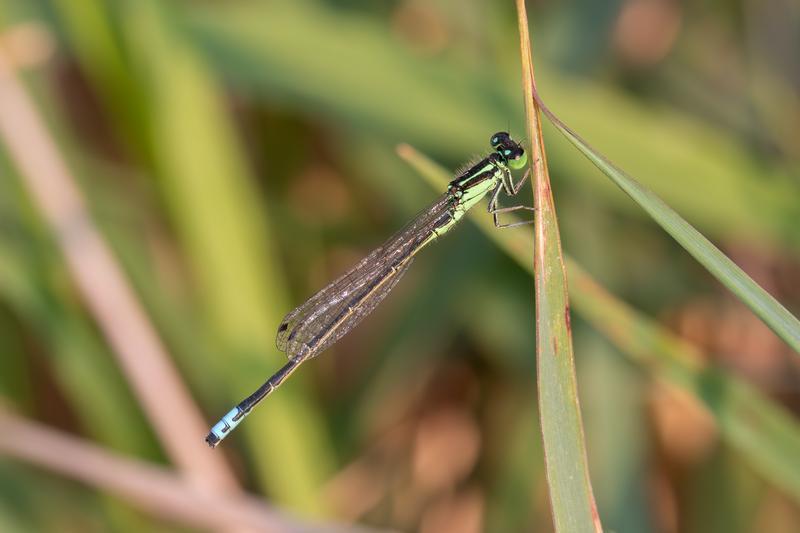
0,0,799,531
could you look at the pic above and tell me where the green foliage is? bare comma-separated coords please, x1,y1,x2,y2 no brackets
1,1,798,531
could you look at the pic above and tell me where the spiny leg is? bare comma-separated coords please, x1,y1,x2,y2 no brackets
487,182,504,213
492,205,535,228
488,167,530,213
491,168,534,228
502,167,531,195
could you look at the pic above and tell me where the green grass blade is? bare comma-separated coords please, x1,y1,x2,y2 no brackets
124,0,334,511
534,96,800,354
514,3,601,531
397,146,800,503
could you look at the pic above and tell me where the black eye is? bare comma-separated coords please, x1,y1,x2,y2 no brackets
491,131,510,146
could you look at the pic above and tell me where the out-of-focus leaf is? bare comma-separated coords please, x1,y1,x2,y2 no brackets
0,154,157,532
0,154,155,457
49,0,149,157
485,401,543,533
122,0,333,512
183,1,800,250
576,335,653,533
568,260,800,501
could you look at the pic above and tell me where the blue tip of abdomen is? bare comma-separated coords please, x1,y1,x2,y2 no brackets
205,406,245,448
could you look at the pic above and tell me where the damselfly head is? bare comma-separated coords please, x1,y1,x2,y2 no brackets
491,131,527,170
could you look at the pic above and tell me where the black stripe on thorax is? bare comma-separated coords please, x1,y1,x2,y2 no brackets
454,170,495,192
448,153,502,191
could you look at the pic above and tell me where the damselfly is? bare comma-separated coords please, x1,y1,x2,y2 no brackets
206,132,533,447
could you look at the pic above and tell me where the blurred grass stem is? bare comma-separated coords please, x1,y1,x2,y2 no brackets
0,407,376,533
0,51,238,491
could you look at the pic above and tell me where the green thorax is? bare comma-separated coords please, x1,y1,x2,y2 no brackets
449,157,505,220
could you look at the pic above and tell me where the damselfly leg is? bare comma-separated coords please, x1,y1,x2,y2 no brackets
488,168,534,228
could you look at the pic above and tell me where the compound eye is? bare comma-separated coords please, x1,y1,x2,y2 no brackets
490,131,510,147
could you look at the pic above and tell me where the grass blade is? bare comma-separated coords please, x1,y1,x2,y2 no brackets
515,2,602,531
532,94,800,354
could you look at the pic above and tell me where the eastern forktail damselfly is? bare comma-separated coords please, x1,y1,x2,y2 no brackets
206,132,532,447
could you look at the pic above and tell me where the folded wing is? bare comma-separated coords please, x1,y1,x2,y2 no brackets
276,193,453,360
